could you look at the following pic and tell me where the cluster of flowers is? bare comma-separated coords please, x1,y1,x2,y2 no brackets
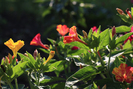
2,22,133,87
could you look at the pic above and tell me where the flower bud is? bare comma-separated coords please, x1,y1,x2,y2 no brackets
112,26,116,37
24,53,28,57
71,46,79,50
33,49,38,59
43,51,55,65
82,30,88,38
116,8,126,15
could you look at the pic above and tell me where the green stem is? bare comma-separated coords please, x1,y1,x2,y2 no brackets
68,61,71,73
15,78,18,89
34,71,38,85
37,72,41,86
63,63,68,78
107,50,112,78
7,81,14,89
100,74,106,79
96,51,105,67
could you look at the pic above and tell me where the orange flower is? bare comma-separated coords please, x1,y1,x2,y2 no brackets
63,26,87,45
43,51,55,64
4,38,24,57
56,24,69,36
30,33,49,49
112,63,133,83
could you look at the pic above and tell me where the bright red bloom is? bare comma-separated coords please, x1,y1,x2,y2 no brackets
71,46,79,50
112,63,133,83
126,8,133,20
56,24,69,36
124,26,133,44
30,33,49,49
63,26,87,45
91,26,98,33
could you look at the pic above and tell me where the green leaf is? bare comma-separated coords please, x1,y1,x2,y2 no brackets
123,40,132,49
67,49,87,56
47,38,56,45
44,60,67,73
42,9,51,17
98,28,110,50
65,66,98,88
115,32,133,46
11,61,28,79
40,77,65,89
88,28,93,39
26,51,36,68
131,7,133,16
38,48,49,54
51,82,65,89
66,41,90,50
115,25,131,33
118,14,133,24
18,53,29,61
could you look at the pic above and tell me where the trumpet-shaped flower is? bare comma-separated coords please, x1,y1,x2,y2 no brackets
30,33,49,49
43,51,55,64
56,24,69,36
63,26,87,45
112,63,133,83
4,38,24,57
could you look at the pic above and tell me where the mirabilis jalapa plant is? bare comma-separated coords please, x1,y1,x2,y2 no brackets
0,7,133,89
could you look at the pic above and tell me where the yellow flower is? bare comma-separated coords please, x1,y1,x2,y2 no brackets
4,38,24,57
43,51,55,65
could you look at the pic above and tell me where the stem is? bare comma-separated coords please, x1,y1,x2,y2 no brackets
100,74,106,79
96,51,105,67
96,51,107,79
63,63,68,78
68,61,71,73
107,50,111,77
7,81,14,89
34,71,38,85
37,72,41,86
15,78,18,89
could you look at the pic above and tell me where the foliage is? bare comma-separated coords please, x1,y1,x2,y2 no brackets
1,1,133,89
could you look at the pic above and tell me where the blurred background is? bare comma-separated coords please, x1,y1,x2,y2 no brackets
0,0,132,59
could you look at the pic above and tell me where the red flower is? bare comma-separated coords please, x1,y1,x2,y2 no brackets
56,24,69,36
91,26,98,33
63,26,87,45
126,8,133,20
112,63,133,83
71,46,79,50
124,26,133,44
30,33,49,49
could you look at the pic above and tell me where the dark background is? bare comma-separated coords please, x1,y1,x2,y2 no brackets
0,0,132,59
